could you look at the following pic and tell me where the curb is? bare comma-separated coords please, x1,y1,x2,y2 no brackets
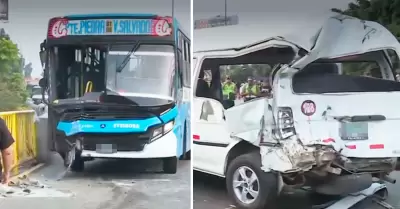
10,163,45,181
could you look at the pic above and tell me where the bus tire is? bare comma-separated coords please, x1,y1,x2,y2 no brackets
226,152,278,209
183,150,191,160
180,123,191,160
71,157,84,172
163,157,178,174
64,150,84,172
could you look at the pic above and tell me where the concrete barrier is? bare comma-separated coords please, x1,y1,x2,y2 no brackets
0,110,38,175
37,112,50,164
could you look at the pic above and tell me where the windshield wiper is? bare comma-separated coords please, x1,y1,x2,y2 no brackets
115,42,140,73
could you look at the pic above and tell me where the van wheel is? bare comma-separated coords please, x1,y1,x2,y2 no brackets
226,152,278,209
163,157,178,174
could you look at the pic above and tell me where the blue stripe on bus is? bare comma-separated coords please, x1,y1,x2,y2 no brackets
57,106,178,136
174,102,190,157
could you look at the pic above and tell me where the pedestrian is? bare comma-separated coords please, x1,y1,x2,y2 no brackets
222,76,237,109
240,77,260,102
0,118,14,185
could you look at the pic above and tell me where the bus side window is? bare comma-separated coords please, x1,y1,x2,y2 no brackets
181,36,191,87
174,32,184,98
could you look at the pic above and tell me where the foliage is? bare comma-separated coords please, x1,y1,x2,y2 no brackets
225,1,400,83
332,0,400,74
221,64,272,85
332,0,400,38
0,33,28,111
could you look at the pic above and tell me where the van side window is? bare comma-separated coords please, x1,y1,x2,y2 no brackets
387,49,400,81
195,61,272,109
341,62,381,79
292,50,400,94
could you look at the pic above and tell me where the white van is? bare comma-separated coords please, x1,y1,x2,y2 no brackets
192,15,400,209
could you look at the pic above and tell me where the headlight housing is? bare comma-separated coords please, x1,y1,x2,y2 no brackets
150,120,175,142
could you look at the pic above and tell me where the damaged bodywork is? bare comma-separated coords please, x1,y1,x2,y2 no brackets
218,15,400,189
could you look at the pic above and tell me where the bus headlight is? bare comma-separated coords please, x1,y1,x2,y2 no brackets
151,120,175,141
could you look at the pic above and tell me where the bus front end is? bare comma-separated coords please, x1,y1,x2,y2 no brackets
38,14,186,174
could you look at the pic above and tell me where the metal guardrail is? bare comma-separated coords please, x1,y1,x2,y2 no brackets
0,110,37,175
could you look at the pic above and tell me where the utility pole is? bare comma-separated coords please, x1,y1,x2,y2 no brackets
224,0,227,25
172,0,175,20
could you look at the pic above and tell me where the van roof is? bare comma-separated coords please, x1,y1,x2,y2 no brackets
194,14,400,64
194,18,321,53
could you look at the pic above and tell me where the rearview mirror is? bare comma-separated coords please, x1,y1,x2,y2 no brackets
39,50,46,67
38,78,47,88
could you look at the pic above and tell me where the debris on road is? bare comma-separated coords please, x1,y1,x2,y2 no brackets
0,174,71,198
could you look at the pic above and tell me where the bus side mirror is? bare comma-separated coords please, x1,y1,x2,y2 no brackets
39,50,46,67
38,78,47,88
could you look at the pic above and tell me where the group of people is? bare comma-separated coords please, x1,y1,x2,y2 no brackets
222,76,272,109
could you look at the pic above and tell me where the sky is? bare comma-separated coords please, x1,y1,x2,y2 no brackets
2,0,190,77
193,0,355,51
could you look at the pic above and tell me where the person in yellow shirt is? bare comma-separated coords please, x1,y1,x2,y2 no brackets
240,77,260,102
222,76,237,109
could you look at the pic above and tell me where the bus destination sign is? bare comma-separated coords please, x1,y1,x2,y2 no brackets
49,18,172,38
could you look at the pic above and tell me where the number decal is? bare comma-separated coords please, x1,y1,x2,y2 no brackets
301,100,316,116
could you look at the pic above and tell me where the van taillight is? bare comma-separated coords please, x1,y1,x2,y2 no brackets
276,107,296,139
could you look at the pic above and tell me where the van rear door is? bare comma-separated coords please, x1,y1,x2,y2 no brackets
272,15,400,158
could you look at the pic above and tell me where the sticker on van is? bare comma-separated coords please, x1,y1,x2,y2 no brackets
301,100,316,116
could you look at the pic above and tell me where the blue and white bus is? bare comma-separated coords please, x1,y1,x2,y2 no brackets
38,13,191,174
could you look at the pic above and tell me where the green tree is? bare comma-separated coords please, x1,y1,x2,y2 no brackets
332,0,400,38
222,64,272,85
0,32,28,111
332,0,400,74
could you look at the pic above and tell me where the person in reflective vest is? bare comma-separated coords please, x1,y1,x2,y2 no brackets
222,76,237,109
240,77,259,102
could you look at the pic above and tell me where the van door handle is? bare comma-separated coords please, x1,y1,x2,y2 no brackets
222,112,226,120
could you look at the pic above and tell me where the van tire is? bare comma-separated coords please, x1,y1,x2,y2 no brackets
226,152,278,209
163,157,178,174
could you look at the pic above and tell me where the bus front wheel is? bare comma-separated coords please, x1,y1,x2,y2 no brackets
163,157,178,174
64,149,85,172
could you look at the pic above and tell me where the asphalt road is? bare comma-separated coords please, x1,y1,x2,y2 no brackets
0,152,191,209
193,171,400,209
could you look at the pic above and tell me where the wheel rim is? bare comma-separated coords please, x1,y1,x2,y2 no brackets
232,166,260,204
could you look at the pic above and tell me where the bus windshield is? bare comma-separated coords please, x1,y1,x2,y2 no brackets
106,44,175,98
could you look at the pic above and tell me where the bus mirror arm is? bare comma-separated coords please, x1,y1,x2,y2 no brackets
39,50,46,67
39,78,50,105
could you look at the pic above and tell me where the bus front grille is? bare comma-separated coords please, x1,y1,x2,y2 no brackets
79,133,150,152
